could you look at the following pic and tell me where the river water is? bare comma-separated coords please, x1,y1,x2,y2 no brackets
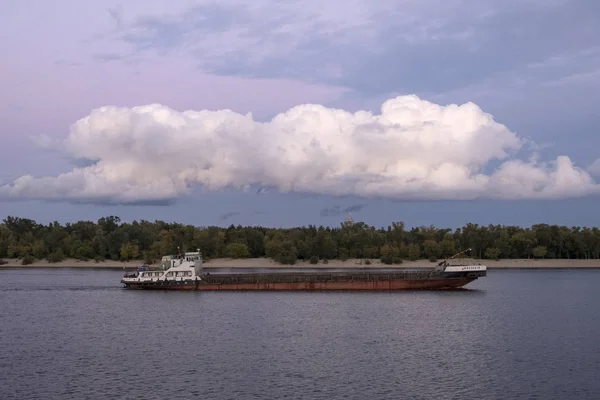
0,268,599,400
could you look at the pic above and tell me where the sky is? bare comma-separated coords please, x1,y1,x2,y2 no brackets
1,0,600,229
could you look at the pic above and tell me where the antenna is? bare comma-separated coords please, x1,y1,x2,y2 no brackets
436,248,472,271
438,248,473,267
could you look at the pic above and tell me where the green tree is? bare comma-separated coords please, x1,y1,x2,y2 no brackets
484,247,501,260
532,246,547,259
225,242,250,258
3,214,600,265
120,242,140,261
273,240,298,265
31,240,47,259
22,255,35,265
423,240,442,259
406,244,421,261
72,241,95,260
0,225,14,258
338,247,350,261
47,249,65,263
441,234,456,257
380,244,400,258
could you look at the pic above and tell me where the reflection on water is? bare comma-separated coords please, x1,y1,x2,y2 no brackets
0,268,599,400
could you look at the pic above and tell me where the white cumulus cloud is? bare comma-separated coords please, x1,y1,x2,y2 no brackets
1,95,598,204
588,159,600,177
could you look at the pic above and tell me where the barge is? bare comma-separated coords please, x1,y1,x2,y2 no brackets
121,248,486,291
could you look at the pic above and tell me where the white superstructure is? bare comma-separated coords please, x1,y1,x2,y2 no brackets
443,264,487,273
121,249,204,284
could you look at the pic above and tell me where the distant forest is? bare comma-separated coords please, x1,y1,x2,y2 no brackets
1,216,600,266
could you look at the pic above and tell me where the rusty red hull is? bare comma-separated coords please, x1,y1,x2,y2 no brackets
123,277,476,291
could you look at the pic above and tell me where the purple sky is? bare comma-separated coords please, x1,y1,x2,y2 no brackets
2,0,600,228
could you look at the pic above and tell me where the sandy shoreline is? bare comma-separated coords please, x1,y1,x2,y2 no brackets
1,257,600,269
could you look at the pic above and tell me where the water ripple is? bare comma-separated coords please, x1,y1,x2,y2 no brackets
0,269,599,399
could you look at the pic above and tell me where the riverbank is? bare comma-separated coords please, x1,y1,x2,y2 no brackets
1,257,600,269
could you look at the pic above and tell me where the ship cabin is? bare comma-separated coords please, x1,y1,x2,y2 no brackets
160,250,204,280
160,251,202,267
137,271,164,279
123,249,203,282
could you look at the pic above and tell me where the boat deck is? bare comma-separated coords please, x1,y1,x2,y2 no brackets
200,268,443,285
201,267,434,275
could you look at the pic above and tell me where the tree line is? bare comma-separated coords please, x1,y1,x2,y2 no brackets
1,215,600,265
